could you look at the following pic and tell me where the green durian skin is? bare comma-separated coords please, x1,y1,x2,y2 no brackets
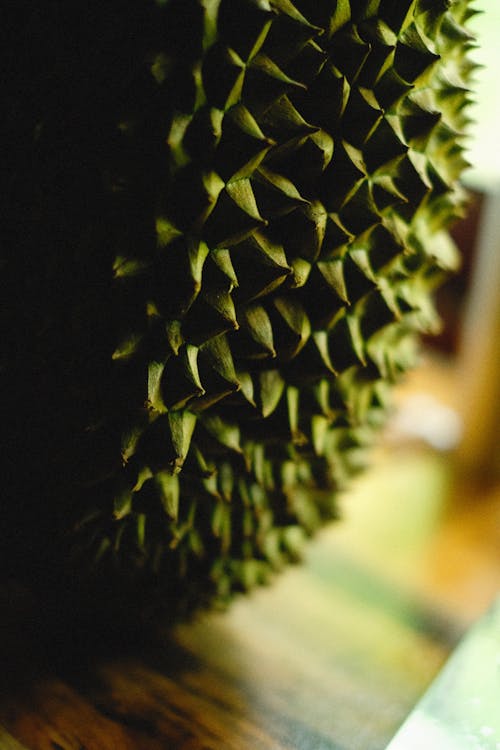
3,0,474,626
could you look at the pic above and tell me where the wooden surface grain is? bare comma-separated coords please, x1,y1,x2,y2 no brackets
1,362,499,750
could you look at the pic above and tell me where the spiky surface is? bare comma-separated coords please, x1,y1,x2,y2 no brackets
3,0,474,619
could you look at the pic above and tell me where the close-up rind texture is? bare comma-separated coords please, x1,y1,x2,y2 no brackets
3,0,475,622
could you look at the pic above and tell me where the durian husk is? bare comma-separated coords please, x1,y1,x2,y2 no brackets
2,0,475,628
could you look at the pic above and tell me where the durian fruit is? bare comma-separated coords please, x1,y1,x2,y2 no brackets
3,0,475,622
